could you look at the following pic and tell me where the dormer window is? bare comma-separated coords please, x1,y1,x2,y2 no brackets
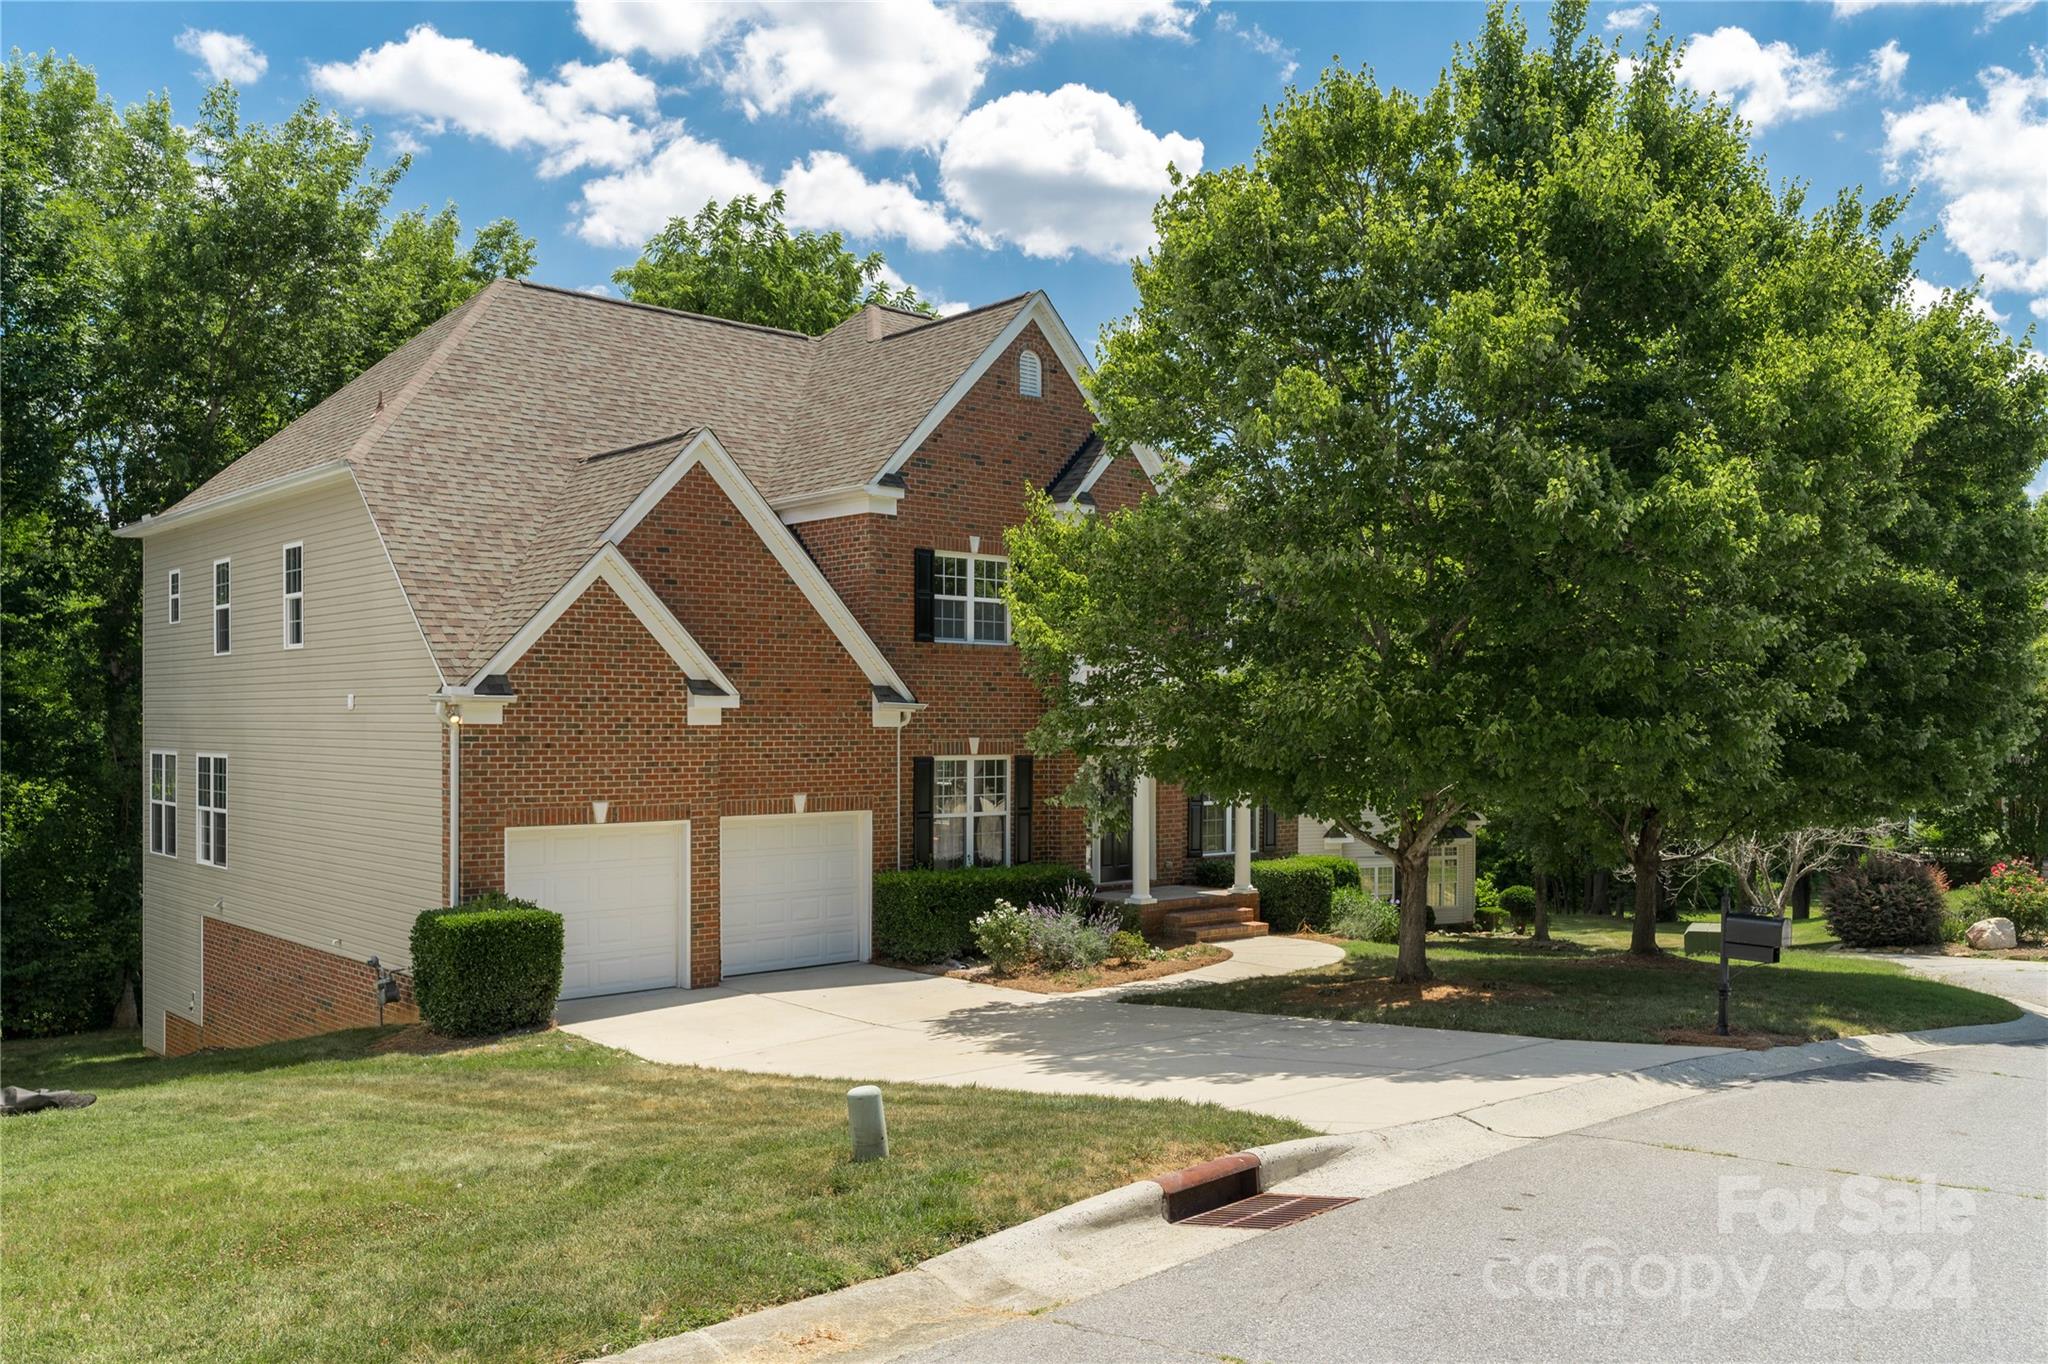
1018,349,1042,398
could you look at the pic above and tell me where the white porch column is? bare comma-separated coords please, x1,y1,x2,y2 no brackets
1231,803,1254,893
1128,775,1156,904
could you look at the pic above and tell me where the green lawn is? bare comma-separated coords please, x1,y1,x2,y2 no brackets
1538,912,1840,953
0,1028,1305,1364
1136,916,2016,1045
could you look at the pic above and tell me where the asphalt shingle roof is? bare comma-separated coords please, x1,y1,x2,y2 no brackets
160,282,1040,680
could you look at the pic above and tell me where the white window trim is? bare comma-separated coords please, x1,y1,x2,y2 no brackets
281,541,303,649
148,750,177,858
212,558,231,656
1197,797,1235,857
934,755,1011,869
932,550,1010,645
1018,348,1042,398
196,752,228,869
167,569,181,625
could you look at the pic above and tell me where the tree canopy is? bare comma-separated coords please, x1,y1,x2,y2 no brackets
1,54,534,1033
612,191,933,334
1006,0,2047,979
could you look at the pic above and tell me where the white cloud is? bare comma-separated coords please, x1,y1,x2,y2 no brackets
1833,0,2037,28
1866,39,1910,96
1008,0,1200,37
1604,4,1659,30
577,0,995,150
312,26,661,177
1215,12,1299,83
1884,61,2048,315
1676,27,1840,128
175,29,267,85
385,128,428,159
576,138,973,253
1902,275,2004,323
877,263,969,316
938,84,1202,260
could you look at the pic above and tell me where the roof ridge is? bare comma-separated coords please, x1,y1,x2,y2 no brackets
342,282,504,467
509,279,820,343
876,291,1037,342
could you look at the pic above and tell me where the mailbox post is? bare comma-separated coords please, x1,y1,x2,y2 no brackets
1716,889,1786,1036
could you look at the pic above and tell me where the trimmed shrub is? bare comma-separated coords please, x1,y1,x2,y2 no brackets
1109,930,1149,963
1330,885,1400,943
410,895,564,1036
1249,856,1340,933
1498,885,1537,927
1189,856,1235,888
1292,854,1363,891
873,863,1091,963
1824,855,1946,948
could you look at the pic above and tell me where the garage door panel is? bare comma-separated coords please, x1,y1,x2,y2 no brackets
505,823,686,1000
720,814,866,977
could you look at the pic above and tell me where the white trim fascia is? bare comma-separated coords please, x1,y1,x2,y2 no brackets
772,483,904,525
114,462,354,539
598,430,916,704
468,543,741,724
1128,443,1166,485
870,696,928,726
876,293,1091,484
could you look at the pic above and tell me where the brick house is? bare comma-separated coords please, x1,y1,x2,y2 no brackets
119,282,1295,1056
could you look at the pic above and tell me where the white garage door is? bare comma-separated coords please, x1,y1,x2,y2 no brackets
505,822,688,999
720,813,868,976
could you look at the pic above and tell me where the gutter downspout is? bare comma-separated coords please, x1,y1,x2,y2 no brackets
895,711,908,870
447,714,462,906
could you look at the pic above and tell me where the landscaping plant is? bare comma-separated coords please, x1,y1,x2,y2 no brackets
1329,885,1400,944
1109,930,1150,963
969,901,1034,974
1823,856,1946,949
409,895,564,1036
1974,859,2048,941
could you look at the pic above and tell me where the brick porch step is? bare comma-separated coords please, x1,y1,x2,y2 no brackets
1161,902,1269,945
1180,920,1271,944
1166,906,1260,929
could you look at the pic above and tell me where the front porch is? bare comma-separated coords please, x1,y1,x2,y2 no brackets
1093,884,1268,944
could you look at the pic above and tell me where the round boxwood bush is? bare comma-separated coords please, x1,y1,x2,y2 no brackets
1498,884,1537,925
410,894,565,1036
1824,856,1945,949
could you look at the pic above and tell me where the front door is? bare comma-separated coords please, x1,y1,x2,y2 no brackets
1097,780,1134,883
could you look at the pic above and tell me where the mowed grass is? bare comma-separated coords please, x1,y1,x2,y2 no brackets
0,1028,1306,1364
1136,914,2017,1045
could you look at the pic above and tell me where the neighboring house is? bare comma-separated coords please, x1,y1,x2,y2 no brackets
120,281,1295,1056
1295,815,1478,924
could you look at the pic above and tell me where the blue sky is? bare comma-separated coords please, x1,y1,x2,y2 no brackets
11,1,2046,488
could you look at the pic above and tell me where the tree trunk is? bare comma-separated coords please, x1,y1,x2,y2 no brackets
1629,809,1663,956
1588,868,1610,918
1394,848,1432,983
1791,872,1812,920
1531,870,1551,942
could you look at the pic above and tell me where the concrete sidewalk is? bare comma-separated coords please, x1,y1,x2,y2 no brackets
558,937,1728,1132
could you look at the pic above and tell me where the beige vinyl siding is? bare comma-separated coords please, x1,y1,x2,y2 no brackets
139,474,444,1053
1295,813,1478,922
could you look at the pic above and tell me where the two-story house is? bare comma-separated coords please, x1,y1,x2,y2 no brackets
119,281,1296,1055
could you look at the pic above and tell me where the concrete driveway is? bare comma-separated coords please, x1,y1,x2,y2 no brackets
557,938,1726,1132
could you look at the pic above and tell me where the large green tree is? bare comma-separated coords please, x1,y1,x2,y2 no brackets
613,191,931,334
1,54,533,1033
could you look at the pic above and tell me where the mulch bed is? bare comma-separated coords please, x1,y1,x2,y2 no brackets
891,945,1229,994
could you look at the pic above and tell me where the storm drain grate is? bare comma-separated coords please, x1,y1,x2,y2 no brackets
1177,1193,1358,1230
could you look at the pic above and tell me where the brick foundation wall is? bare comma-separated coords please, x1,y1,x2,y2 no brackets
163,916,418,1054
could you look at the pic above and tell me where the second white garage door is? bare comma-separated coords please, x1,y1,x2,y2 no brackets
505,822,688,999
719,813,868,976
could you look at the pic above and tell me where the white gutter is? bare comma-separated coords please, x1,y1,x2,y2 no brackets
112,462,355,538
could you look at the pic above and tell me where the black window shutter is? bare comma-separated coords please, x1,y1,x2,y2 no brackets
1186,796,1205,857
913,547,935,642
1012,756,1033,865
1260,805,1277,852
911,757,934,867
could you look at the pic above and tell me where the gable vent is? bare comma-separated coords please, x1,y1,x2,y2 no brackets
1019,349,1042,398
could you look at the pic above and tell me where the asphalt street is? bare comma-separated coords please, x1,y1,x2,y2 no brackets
906,1026,2048,1363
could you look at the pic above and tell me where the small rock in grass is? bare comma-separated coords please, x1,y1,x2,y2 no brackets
1965,917,2017,951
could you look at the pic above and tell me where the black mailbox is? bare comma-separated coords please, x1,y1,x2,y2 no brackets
1723,911,1784,963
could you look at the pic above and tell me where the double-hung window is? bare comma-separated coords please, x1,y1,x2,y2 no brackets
1199,798,1233,856
933,756,1009,868
1427,843,1461,909
932,552,1009,643
148,752,177,858
212,559,231,655
281,542,303,648
196,754,228,868
167,569,182,624
1361,863,1396,901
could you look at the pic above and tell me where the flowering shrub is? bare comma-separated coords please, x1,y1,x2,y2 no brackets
1977,859,2048,942
970,900,1034,974
1026,897,1119,970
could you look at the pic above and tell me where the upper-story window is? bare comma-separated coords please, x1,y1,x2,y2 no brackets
167,569,181,625
212,559,231,655
916,549,1009,644
1018,349,1043,398
196,753,227,868
281,542,303,648
148,751,177,858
